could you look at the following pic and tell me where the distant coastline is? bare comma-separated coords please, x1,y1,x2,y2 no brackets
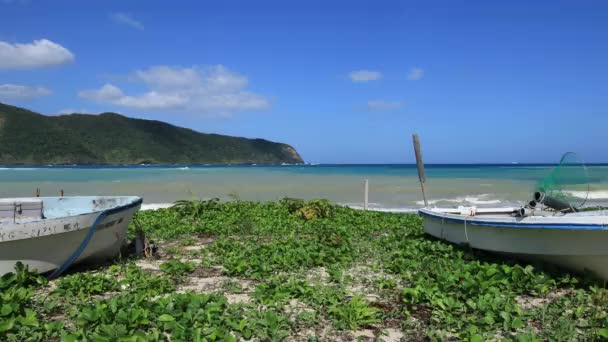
0,162,308,167
0,102,304,165
1,163,608,168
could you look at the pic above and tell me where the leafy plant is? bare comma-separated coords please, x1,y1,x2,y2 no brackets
69,292,291,340
55,273,118,299
212,233,352,279
174,198,221,219
295,199,334,221
279,197,305,214
160,259,196,279
328,296,380,330
0,263,45,339
4,199,608,340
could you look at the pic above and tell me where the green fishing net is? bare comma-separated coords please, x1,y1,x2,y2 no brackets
537,152,590,209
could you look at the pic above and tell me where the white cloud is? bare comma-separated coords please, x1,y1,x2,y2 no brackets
407,67,424,81
349,70,382,82
110,12,144,30
79,83,185,110
0,84,51,100
366,100,403,111
79,84,124,102
79,65,271,116
133,66,202,89
58,108,89,115
0,39,74,70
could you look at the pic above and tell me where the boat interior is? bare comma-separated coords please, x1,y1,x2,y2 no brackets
0,196,141,223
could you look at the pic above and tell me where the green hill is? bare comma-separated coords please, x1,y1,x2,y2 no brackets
0,103,304,165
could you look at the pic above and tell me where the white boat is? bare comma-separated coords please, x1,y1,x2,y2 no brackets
0,196,142,276
419,207,608,280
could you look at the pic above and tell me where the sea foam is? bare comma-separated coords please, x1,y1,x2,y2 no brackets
0,167,39,171
564,190,608,199
141,203,174,211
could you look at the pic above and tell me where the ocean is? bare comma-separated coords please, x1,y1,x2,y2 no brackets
2,164,608,211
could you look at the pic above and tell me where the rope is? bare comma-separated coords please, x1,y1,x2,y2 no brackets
48,210,108,279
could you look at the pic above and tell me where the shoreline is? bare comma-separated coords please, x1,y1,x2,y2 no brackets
140,202,420,214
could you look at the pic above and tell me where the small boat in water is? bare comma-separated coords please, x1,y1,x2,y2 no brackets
0,196,142,276
419,206,608,279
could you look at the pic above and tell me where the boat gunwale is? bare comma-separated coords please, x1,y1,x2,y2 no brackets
0,196,143,226
90,196,143,217
419,208,608,231
0,197,142,244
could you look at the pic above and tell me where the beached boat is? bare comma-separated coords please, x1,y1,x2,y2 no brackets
419,206,608,279
0,196,142,276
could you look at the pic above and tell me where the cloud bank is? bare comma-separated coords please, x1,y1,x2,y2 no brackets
0,84,52,100
79,65,271,116
0,39,74,69
58,108,89,115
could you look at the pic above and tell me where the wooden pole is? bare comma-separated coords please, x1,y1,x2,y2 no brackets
364,179,369,210
412,134,428,207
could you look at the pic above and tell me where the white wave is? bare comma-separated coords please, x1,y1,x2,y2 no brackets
340,202,418,213
141,203,174,211
564,190,608,199
340,202,382,207
0,167,39,171
346,205,418,213
178,167,190,170
416,194,501,206
499,166,548,169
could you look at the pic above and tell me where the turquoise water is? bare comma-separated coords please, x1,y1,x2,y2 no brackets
2,164,608,210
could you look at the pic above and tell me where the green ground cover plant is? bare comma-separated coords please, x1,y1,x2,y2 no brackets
2,198,608,341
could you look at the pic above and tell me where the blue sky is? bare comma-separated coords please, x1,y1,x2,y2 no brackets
0,0,607,164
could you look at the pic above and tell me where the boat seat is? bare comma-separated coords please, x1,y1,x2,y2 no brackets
0,199,44,222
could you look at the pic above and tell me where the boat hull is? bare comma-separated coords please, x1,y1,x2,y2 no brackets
420,208,608,279
0,198,141,275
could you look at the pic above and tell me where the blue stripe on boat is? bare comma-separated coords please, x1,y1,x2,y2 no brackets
418,210,608,230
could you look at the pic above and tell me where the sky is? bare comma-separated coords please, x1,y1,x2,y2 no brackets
0,0,607,164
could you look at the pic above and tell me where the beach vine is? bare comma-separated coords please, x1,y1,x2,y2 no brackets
1,199,607,341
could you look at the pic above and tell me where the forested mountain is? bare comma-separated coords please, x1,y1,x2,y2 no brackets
0,103,303,165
